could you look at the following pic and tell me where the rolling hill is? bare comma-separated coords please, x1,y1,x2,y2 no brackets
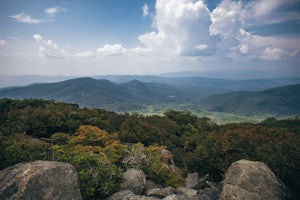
0,77,182,111
200,84,300,117
0,77,299,117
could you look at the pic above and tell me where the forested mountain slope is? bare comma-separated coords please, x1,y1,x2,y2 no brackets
200,84,300,117
0,77,182,111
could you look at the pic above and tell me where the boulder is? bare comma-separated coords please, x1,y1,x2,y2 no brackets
106,190,135,200
122,168,147,195
162,194,190,200
185,172,209,190
197,181,221,200
106,190,160,200
129,195,161,200
185,172,199,189
177,187,197,199
220,159,292,200
147,187,176,198
0,160,82,200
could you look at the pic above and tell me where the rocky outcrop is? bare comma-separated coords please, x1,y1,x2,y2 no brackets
108,159,292,200
220,159,292,200
122,168,147,195
108,175,221,200
0,160,82,200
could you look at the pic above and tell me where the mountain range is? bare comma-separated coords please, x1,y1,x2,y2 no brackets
0,76,299,117
200,84,300,116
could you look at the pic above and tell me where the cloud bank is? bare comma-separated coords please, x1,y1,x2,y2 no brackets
74,0,300,63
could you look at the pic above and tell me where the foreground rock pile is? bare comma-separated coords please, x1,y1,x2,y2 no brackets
107,168,220,200
0,159,293,200
107,159,292,200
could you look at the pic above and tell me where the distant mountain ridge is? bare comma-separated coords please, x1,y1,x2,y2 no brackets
200,84,300,116
0,77,182,111
0,76,299,116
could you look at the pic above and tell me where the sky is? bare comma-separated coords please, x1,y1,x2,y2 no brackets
0,0,300,79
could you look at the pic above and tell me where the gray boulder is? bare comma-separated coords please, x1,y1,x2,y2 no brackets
185,172,199,189
106,190,160,200
177,187,197,199
122,168,147,195
0,160,82,200
106,190,135,200
147,187,176,198
185,172,209,190
197,181,221,200
162,194,190,200
129,195,161,200
220,159,292,200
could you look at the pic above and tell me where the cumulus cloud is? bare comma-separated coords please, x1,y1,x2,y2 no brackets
10,13,42,24
207,0,300,61
209,0,242,38
32,34,66,59
97,44,127,56
142,4,149,17
75,0,300,62
139,0,213,56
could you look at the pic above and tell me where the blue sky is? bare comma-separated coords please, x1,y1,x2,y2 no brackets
0,0,300,78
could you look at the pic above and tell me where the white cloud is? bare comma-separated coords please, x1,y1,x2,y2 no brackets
245,0,296,18
32,34,66,59
239,0,300,26
209,0,242,38
10,13,42,24
45,7,65,16
97,44,127,56
142,4,149,17
261,47,284,60
33,34,43,42
70,0,300,64
208,0,300,61
139,0,213,56
0,39,6,46
231,28,300,60
239,44,249,54
76,45,150,58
